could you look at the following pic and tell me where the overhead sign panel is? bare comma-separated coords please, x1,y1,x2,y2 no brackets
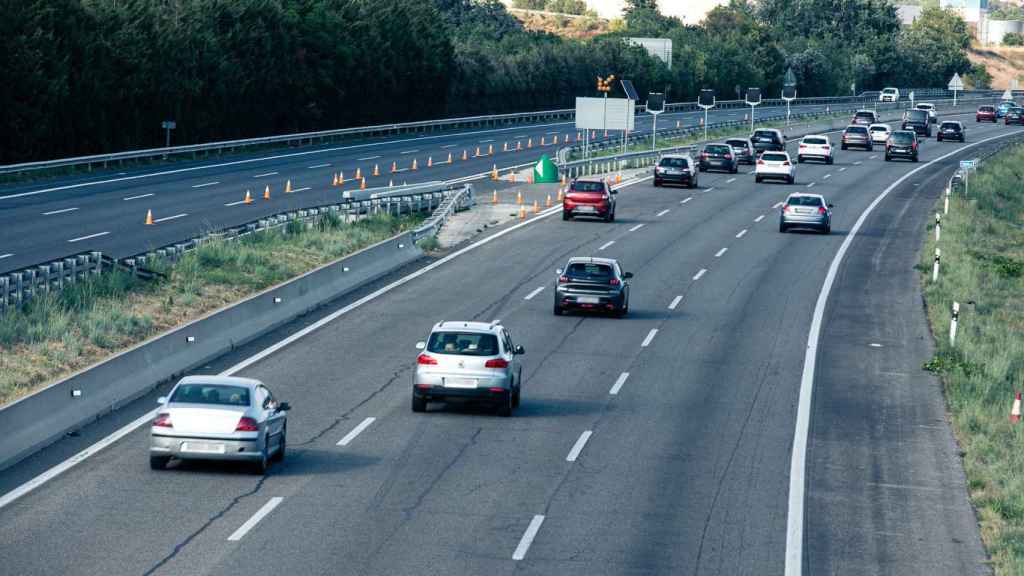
575,97,635,131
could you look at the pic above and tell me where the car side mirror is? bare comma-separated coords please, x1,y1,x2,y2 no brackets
278,402,291,412
556,268,563,275
828,203,835,208
415,341,426,350
157,396,167,405
623,272,634,279
610,189,618,195
514,345,525,355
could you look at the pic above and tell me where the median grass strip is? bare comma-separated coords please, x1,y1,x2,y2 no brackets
0,213,423,406
919,142,1024,574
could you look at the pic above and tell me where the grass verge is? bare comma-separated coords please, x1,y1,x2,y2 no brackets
919,142,1024,574
0,213,425,406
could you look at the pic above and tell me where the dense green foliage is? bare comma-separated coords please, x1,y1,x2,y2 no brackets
1003,32,1024,47
0,0,981,164
511,0,590,15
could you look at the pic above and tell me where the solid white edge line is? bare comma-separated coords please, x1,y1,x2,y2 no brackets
598,240,615,251
123,193,154,201
566,430,593,462
337,417,376,446
224,200,247,207
609,372,630,395
726,178,736,183
291,187,312,193
307,163,331,169
152,213,188,224
681,196,693,204
191,181,220,188
253,172,278,178
227,497,284,541
784,129,1024,576
524,286,545,300
629,223,645,232
668,295,683,310
714,247,728,258
736,229,748,238
67,231,109,243
641,328,658,347
357,156,380,161
400,149,419,154
692,268,707,281
512,515,545,560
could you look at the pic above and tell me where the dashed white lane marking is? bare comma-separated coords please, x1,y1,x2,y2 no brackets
869,155,878,159
641,329,658,347
191,181,220,188
441,144,458,149
714,247,728,258
43,207,78,215
514,134,528,139
854,161,863,165
838,167,847,172
736,229,748,238
823,174,831,179
512,515,545,561
754,215,766,223
479,139,495,143
307,163,330,169
704,187,714,192
291,187,311,193
668,295,683,310
337,417,376,446
598,240,615,251
358,156,380,161
224,200,248,207
546,131,560,135
227,497,283,541
610,372,630,395
656,209,670,217
869,343,883,348
726,177,736,183
629,223,645,232
67,231,109,243
400,149,419,154
681,196,693,204
524,286,545,300
566,430,593,462
152,213,188,223
124,193,154,201
254,172,278,178
806,182,816,188
0,254,13,260
692,268,707,281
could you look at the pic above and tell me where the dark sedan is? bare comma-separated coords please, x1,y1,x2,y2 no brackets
885,130,919,162
750,128,785,153
1006,108,1024,125
698,143,739,173
553,257,631,317
937,121,965,142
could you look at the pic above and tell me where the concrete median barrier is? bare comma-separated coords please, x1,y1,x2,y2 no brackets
0,231,422,471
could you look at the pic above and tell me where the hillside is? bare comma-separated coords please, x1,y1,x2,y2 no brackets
508,8,612,38
968,45,1024,89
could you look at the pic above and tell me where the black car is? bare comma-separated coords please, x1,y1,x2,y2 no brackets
553,257,632,317
885,130,919,162
937,121,965,142
725,138,756,164
902,109,931,137
750,129,785,153
1006,108,1024,125
698,143,739,173
654,155,698,188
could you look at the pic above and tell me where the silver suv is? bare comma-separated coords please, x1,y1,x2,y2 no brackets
412,321,524,416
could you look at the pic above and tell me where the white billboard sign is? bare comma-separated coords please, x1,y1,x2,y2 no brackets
575,97,635,131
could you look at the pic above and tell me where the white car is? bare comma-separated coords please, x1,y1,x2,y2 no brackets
879,87,899,102
868,123,892,144
755,151,796,184
916,103,937,123
797,135,834,164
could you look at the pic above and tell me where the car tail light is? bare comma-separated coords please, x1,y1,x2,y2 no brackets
417,353,438,365
235,417,259,432
757,159,765,165
724,153,732,159
485,358,509,369
558,275,569,283
701,152,709,158
609,278,620,286
822,145,830,150
912,142,918,150
153,413,172,428
488,387,506,393
782,161,790,166
818,206,827,215
782,205,790,212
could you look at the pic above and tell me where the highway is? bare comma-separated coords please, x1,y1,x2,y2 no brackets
2,100,859,275
0,109,1014,575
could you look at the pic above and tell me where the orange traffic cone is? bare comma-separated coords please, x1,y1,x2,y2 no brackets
518,205,526,220
528,173,534,184
533,200,539,214
553,135,559,145
145,209,154,225
492,190,498,204
243,190,253,204
516,141,522,151
389,179,394,187
428,157,433,168
615,174,622,184
491,165,498,180
391,161,398,173
516,190,523,205
1012,392,1022,423
474,146,481,157
373,164,380,177
527,138,533,149
545,194,552,207
412,159,418,171
677,120,681,128
355,167,362,180
503,142,509,152
339,170,345,183
561,174,567,185
332,173,339,186
488,144,494,155
557,187,564,202
462,149,469,161
511,172,517,183
285,180,292,193
540,136,546,146
360,178,366,190
263,185,271,200
447,152,453,164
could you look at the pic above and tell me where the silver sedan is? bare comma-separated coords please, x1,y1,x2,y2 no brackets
149,375,290,473
779,193,833,234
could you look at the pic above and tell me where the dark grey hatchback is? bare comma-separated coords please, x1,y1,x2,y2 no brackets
698,143,739,173
553,257,632,317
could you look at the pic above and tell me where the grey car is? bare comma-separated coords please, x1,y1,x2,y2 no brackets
412,321,524,416
779,193,833,234
554,257,632,317
150,376,290,473
725,138,756,164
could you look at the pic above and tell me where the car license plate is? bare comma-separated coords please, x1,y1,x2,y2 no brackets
181,442,225,454
444,377,477,389
577,296,600,304
576,206,596,213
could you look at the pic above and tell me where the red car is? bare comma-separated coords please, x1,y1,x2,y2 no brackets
563,178,616,222
976,105,997,123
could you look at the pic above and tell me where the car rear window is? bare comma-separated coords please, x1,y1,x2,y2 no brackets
891,132,915,144
761,153,788,162
979,106,995,112
869,126,888,132
916,104,933,110
171,384,251,406
787,196,823,207
725,139,748,148
572,181,605,193
705,144,731,154
803,137,827,145
659,157,688,168
941,122,960,130
905,110,928,121
753,130,777,140
566,262,613,280
846,126,868,134
427,332,499,356
855,112,874,118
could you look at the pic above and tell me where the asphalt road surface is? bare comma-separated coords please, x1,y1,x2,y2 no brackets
0,113,1016,575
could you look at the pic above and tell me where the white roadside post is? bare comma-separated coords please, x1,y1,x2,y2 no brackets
932,248,941,282
935,213,941,242
950,301,960,347
944,186,950,215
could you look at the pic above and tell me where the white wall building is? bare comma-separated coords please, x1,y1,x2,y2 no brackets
939,0,989,23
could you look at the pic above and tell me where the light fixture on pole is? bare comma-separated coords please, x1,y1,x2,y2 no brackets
782,68,797,127
697,89,715,142
647,92,665,151
745,88,762,134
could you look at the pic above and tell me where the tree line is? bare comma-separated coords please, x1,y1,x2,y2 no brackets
0,0,984,164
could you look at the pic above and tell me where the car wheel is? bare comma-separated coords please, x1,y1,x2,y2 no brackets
885,154,891,161
698,165,705,172
912,155,919,163
512,384,521,409
272,428,286,462
253,442,269,475
755,176,762,183
149,455,170,470
823,224,831,235
690,180,697,189
411,394,427,412
841,144,847,150
497,392,513,417
827,156,834,165
731,165,738,174
787,176,794,185
779,221,787,233
654,179,661,187
562,210,570,221
797,156,803,163
553,301,563,316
